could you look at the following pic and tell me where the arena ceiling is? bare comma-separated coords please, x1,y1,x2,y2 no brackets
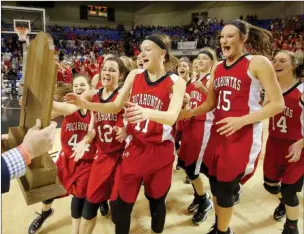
11,1,263,13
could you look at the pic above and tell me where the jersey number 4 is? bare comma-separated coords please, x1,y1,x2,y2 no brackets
217,90,231,111
272,116,288,133
68,134,90,151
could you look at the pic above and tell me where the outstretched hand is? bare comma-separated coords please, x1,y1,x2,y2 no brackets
64,93,87,108
125,102,148,124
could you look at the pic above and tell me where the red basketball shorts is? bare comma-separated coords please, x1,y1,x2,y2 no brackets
203,122,263,184
86,150,122,204
118,139,175,203
56,150,93,198
264,137,304,185
179,119,212,174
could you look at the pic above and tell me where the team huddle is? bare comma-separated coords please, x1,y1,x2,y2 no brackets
26,20,303,234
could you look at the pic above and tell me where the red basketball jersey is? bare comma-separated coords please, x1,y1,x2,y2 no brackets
92,87,125,154
127,71,179,143
269,81,304,141
213,55,262,122
61,111,96,160
188,73,210,121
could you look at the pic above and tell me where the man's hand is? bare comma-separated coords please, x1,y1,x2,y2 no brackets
21,119,57,159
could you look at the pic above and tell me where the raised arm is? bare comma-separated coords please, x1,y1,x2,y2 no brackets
53,90,97,116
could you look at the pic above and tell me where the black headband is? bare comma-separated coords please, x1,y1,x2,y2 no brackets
145,36,169,59
229,20,248,34
198,50,214,61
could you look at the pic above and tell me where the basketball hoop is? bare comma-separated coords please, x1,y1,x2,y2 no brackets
16,27,29,42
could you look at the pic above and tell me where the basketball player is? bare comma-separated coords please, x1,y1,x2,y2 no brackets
136,52,144,69
65,34,186,234
60,57,129,234
180,20,284,234
191,58,200,80
263,51,303,234
194,48,243,205
177,55,212,224
28,75,96,234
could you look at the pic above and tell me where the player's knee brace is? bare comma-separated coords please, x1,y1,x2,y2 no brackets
185,167,199,181
216,183,235,208
82,199,100,220
263,183,281,195
71,196,85,219
146,192,168,233
281,183,300,207
209,177,217,197
110,200,117,224
42,198,55,205
115,195,135,234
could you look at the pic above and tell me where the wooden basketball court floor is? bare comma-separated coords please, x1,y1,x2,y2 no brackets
2,120,303,234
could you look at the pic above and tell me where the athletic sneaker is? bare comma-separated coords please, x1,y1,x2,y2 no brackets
206,223,217,234
282,222,299,234
28,209,54,234
176,163,181,171
188,192,210,212
206,223,234,234
99,201,110,217
192,197,213,224
273,202,286,221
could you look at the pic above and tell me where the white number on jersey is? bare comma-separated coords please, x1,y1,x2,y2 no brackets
217,90,231,111
274,116,288,133
68,134,90,151
190,101,198,109
98,124,113,143
135,119,150,133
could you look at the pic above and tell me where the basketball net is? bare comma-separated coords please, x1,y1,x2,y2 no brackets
16,27,29,44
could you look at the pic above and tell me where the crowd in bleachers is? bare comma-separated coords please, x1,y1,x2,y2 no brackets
1,14,303,90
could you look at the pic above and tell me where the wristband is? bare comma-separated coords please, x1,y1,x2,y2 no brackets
17,144,31,165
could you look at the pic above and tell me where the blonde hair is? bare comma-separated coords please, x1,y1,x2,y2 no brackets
276,50,304,78
120,56,136,73
200,47,218,64
147,34,178,73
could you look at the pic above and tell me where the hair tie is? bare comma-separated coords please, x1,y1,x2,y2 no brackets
198,50,214,61
229,20,248,34
145,36,169,60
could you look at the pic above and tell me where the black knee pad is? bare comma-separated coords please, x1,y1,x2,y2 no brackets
115,195,135,234
263,183,281,195
216,179,240,208
177,158,185,170
146,192,168,233
110,200,117,225
281,177,303,207
82,199,100,220
42,198,55,205
185,162,199,181
209,176,217,197
71,197,85,219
